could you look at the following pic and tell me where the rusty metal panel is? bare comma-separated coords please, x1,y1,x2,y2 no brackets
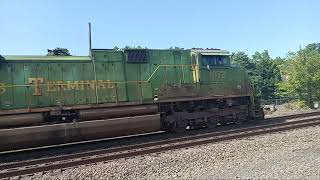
149,50,164,87
229,67,248,95
12,64,27,109
173,51,183,84
105,62,118,102
0,64,14,109
198,66,247,97
68,63,83,105
95,62,109,103
61,63,76,105
147,50,196,101
140,63,152,100
35,63,50,107
181,51,193,83
198,84,225,96
81,63,96,104
26,63,40,108
161,50,178,85
22,64,32,108
93,50,127,103
148,50,163,100
125,63,141,101
113,53,127,102
158,84,198,99
47,63,63,106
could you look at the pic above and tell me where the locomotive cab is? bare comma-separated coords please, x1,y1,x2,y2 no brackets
190,48,264,120
191,49,232,86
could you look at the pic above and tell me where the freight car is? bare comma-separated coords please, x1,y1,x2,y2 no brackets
0,48,263,151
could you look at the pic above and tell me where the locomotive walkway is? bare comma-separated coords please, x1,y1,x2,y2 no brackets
0,112,320,179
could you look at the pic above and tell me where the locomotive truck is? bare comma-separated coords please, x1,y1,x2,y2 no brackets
0,48,264,151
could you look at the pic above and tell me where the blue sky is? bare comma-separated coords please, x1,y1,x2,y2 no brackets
1,0,319,57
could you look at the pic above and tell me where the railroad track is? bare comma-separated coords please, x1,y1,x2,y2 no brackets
1,112,320,179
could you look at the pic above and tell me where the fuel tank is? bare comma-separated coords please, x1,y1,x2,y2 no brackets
0,113,44,128
79,104,158,120
0,114,161,152
0,104,158,128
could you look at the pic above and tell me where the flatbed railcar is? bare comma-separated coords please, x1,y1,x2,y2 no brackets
0,48,263,151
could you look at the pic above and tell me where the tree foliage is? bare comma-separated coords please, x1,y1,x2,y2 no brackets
169,46,184,50
232,43,320,108
231,50,281,99
231,51,255,73
122,46,147,50
47,47,71,56
285,43,320,107
113,46,120,50
252,51,281,99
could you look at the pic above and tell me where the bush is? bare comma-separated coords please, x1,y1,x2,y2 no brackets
285,100,309,110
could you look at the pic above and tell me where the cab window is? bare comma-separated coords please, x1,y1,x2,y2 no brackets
202,55,229,67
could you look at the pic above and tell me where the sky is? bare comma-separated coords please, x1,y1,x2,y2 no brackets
1,0,319,57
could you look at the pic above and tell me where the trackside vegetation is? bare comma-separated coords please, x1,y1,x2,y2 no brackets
231,43,320,108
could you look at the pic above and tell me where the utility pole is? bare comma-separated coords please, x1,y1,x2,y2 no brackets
88,22,92,57
88,22,99,104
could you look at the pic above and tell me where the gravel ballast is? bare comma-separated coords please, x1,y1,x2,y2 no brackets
21,125,320,180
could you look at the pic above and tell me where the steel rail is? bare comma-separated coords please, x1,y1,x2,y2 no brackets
0,111,319,171
2,110,319,155
1,115,320,179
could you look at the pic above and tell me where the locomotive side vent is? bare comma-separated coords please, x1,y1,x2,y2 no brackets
126,49,149,63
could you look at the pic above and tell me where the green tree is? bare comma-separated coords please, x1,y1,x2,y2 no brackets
169,46,184,50
122,46,147,50
286,43,320,107
305,43,320,52
231,51,255,74
273,57,286,68
273,56,291,97
123,46,131,50
251,50,281,99
47,47,71,56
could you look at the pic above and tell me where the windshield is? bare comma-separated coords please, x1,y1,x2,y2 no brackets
202,55,229,67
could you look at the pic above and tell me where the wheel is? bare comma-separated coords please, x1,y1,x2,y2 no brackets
172,125,185,133
172,116,186,133
206,117,218,128
233,118,243,125
234,113,248,125
163,114,185,133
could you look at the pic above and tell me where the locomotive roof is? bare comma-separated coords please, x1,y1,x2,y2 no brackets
1,48,230,62
1,55,91,61
191,49,230,56
92,48,230,55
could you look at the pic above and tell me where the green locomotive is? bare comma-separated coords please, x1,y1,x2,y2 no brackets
0,48,263,151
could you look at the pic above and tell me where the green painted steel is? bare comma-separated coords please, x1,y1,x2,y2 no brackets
0,49,249,110
3,55,91,61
